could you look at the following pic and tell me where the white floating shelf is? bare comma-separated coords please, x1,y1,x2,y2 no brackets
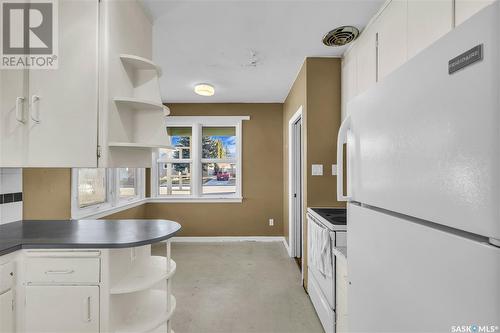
111,257,176,295
120,54,162,76
113,97,164,112
115,291,176,333
108,142,175,149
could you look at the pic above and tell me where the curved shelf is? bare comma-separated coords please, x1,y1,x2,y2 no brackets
111,257,176,295
108,142,175,150
115,291,176,333
114,97,164,112
120,54,162,76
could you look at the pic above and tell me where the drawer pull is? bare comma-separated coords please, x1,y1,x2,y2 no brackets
84,296,91,322
44,269,75,275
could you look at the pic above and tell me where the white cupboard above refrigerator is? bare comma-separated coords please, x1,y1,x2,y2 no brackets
0,0,171,168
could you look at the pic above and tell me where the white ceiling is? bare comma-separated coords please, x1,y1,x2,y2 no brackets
143,0,383,103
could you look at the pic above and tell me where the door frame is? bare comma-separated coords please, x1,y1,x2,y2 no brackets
288,106,304,262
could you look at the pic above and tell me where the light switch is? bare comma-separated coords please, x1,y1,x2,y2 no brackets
312,164,323,176
332,164,337,176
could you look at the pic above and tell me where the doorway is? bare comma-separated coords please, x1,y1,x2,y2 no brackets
288,107,303,273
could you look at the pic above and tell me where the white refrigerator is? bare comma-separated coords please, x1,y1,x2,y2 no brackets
338,1,500,332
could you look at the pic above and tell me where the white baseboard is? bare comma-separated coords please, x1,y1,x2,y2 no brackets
282,237,291,256
170,236,286,243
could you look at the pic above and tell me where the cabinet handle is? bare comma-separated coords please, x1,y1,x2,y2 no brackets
31,95,41,124
44,269,75,274
15,97,25,123
83,296,91,322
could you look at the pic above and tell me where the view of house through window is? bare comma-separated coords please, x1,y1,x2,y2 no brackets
77,168,107,208
159,127,192,195
155,119,242,199
202,127,236,195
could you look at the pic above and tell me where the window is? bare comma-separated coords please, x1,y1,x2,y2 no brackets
118,168,138,199
152,116,248,201
77,168,107,208
72,168,145,218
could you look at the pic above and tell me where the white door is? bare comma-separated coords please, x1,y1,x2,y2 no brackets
348,203,500,332
27,0,98,167
343,1,500,240
289,112,303,260
0,290,14,333
25,286,99,333
0,69,29,166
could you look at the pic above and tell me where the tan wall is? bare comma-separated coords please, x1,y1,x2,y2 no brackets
23,168,72,220
306,58,344,208
283,62,307,244
145,103,284,236
104,204,147,219
282,58,343,290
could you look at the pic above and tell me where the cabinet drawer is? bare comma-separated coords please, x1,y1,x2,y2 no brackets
0,262,14,293
26,258,100,284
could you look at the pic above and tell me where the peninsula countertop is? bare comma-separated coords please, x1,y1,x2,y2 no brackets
0,219,181,256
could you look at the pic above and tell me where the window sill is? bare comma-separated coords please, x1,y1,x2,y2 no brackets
72,198,147,220
148,196,243,203
73,196,243,219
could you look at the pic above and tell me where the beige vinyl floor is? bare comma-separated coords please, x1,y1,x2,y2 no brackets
153,242,324,333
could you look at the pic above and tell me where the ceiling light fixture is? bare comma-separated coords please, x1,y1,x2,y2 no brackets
194,83,215,96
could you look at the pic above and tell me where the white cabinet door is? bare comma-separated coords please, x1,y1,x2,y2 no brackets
455,0,495,26
341,50,357,121
0,70,28,166
355,28,377,94
25,286,99,333
27,0,98,167
0,290,14,333
376,0,408,81
407,0,453,59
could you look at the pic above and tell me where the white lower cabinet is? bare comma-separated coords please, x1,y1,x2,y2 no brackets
0,290,14,333
24,286,99,333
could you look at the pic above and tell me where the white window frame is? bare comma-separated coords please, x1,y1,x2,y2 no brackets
71,168,146,219
151,116,249,203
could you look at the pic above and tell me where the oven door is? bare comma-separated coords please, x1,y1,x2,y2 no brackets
307,213,336,310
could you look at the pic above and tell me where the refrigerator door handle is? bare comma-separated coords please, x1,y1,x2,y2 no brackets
337,115,351,201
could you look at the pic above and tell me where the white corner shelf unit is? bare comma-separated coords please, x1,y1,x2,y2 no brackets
113,97,165,112
110,256,176,294
99,0,172,167
108,243,176,333
119,54,162,75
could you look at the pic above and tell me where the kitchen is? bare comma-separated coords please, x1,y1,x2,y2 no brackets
1,0,499,333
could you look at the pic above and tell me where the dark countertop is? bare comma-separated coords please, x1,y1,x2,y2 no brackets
0,219,181,256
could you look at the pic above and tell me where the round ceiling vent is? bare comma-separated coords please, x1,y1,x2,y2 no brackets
322,26,360,47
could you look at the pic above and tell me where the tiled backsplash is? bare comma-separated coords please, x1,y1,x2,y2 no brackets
0,168,23,224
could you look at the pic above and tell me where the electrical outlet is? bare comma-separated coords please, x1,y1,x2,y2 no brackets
269,219,274,226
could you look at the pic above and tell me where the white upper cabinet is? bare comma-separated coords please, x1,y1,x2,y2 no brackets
0,70,28,167
341,49,357,120
376,0,408,81
455,0,495,26
27,0,99,167
407,0,453,59
355,27,377,95
341,0,492,120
